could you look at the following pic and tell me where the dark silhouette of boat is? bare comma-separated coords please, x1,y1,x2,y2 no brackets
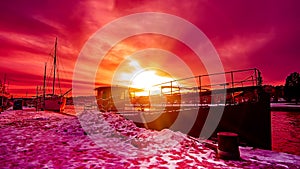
0,78,10,112
95,68,271,149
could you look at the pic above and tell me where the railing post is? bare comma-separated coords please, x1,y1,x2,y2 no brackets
231,71,234,88
170,81,173,95
198,76,201,91
199,76,201,105
231,71,235,104
254,68,257,86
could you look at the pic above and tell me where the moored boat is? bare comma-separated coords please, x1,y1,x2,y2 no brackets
94,68,271,149
43,38,71,112
0,77,10,112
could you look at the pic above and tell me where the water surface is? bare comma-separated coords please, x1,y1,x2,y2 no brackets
271,111,300,155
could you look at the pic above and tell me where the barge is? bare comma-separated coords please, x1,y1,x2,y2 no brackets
95,68,271,149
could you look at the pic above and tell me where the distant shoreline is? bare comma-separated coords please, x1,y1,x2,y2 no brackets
271,103,300,112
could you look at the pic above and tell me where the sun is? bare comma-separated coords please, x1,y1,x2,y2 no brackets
130,69,175,95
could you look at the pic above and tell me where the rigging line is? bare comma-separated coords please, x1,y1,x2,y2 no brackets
59,64,69,88
57,52,68,81
46,65,54,94
57,66,62,95
56,54,62,95
46,45,54,67
59,55,68,77
56,52,71,95
55,41,62,94
45,45,55,94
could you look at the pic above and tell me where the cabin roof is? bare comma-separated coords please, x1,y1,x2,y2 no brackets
94,85,146,93
94,85,129,90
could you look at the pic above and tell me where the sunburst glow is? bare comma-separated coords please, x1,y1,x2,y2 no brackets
130,70,175,96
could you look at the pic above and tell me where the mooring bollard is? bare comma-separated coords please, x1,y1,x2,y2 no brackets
217,132,240,160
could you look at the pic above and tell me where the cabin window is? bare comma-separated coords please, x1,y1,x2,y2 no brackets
102,91,106,99
120,91,125,100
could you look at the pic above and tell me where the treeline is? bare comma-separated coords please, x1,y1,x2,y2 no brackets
264,72,300,104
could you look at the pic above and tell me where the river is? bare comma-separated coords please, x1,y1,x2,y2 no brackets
272,110,300,155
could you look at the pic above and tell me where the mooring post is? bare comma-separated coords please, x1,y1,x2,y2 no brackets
217,132,240,160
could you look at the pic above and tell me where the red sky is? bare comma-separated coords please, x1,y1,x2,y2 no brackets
1,0,299,97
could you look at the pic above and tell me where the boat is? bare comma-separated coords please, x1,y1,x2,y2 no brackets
0,77,10,112
95,68,272,149
43,37,71,112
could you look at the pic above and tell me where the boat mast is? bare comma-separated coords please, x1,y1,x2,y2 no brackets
43,62,46,109
52,37,57,96
1,74,6,111
1,76,3,111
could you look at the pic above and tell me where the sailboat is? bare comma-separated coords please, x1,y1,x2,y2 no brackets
0,76,10,112
44,37,71,112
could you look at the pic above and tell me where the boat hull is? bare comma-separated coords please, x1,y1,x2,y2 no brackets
0,96,10,112
126,96,271,149
44,96,66,112
95,83,272,149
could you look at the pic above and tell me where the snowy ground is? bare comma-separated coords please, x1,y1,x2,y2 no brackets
0,109,299,168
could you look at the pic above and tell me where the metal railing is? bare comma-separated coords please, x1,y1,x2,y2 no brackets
148,68,261,95
96,68,263,112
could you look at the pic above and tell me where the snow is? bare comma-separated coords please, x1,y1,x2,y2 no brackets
240,147,300,165
0,109,299,168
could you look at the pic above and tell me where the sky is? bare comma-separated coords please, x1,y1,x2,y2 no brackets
0,0,299,97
